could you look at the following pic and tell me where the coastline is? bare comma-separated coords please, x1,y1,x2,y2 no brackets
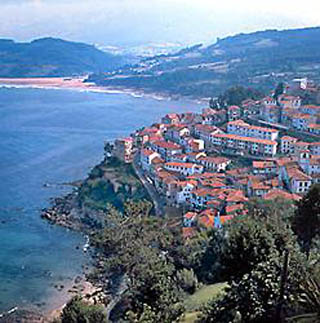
0,76,208,105
0,79,204,321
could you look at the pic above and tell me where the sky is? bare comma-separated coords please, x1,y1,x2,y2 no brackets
1,0,320,48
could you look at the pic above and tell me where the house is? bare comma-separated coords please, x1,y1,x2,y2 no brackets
113,137,133,163
198,209,220,229
211,133,278,157
307,124,320,135
225,189,248,205
281,107,297,125
202,108,227,125
180,112,203,125
186,151,207,163
227,105,241,121
189,188,217,209
278,94,301,109
298,150,320,178
227,120,279,141
242,99,260,117
247,178,272,197
293,141,310,156
170,154,189,163
280,136,299,154
252,160,277,175
193,124,223,144
225,203,245,216
291,113,316,131
184,138,205,152
261,104,281,123
263,189,302,202
289,78,308,92
150,156,165,175
140,149,160,171
137,127,162,145
299,105,320,116
183,212,198,227
164,162,204,176
151,140,182,160
262,96,277,106
165,124,190,143
309,142,320,155
161,113,180,125
154,169,177,194
281,163,312,194
198,156,231,172
176,180,198,205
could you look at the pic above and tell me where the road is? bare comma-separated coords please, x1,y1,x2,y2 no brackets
132,152,166,217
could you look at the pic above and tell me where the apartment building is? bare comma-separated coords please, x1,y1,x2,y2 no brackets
227,120,279,141
211,133,278,157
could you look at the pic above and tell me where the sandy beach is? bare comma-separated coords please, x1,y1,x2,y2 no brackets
0,76,208,104
0,76,167,99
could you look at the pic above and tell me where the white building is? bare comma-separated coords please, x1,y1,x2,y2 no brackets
164,162,204,176
227,120,279,141
176,181,198,204
309,142,320,156
140,149,161,171
211,133,278,157
291,113,316,131
198,156,231,172
281,163,312,194
280,136,299,154
151,140,183,160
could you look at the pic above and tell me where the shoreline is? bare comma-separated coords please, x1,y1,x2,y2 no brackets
0,78,206,321
0,76,208,105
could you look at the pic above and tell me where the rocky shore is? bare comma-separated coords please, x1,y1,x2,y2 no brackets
41,193,83,231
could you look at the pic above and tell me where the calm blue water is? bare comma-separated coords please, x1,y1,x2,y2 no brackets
0,86,200,313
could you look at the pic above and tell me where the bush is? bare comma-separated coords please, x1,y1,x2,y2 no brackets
61,296,107,323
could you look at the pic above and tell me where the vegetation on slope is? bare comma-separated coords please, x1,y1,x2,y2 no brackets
0,38,127,77
91,27,320,97
57,185,320,323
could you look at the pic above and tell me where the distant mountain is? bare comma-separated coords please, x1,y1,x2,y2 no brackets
90,27,320,98
0,37,128,77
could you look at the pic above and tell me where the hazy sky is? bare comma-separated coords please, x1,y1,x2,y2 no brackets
1,0,320,47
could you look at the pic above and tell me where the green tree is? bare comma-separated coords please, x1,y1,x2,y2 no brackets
274,82,285,100
292,184,320,256
199,245,308,323
61,296,107,323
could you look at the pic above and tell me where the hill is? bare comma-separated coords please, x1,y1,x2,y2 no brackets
89,27,320,98
0,37,127,77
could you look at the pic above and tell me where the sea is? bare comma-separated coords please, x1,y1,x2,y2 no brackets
0,86,201,314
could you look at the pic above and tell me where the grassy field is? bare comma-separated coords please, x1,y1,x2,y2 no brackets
180,282,228,323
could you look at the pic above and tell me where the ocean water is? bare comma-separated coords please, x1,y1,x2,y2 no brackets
0,86,200,313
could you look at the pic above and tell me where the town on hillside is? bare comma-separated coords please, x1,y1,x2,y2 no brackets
111,77,320,238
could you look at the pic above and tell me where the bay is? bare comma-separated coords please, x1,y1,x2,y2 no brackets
0,86,200,313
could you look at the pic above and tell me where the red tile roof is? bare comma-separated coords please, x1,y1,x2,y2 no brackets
153,140,181,150
263,189,302,202
226,203,245,215
227,120,278,133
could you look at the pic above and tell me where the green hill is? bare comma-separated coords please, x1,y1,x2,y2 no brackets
90,27,320,97
0,37,127,77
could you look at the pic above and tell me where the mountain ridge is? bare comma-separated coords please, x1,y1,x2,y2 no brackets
90,26,320,97
0,37,128,77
